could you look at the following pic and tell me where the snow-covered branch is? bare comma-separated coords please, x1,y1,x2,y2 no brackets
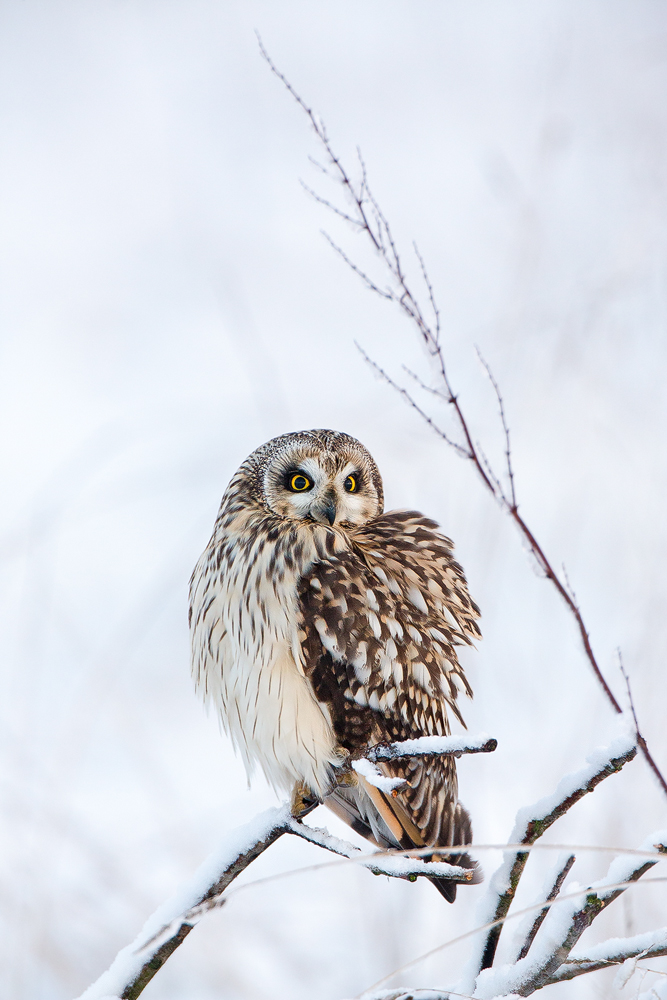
76,806,292,1000
469,733,637,976
77,737,491,1000
546,925,667,983
360,734,498,764
287,817,476,885
471,832,667,998
514,853,576,962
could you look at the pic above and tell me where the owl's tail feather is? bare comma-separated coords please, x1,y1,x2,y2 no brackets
325,779,481,904
427,800,483,902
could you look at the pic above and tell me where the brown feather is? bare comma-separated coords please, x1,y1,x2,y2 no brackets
298,509,481,899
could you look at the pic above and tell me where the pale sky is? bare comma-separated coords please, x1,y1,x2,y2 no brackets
1,3,666,998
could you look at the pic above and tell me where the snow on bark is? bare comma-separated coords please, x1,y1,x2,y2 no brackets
456,731,638,995
569,924,667,965
76,806,291,1000
363,733,497,762
469,831,666,998
352,756,406,792
288,817,474,881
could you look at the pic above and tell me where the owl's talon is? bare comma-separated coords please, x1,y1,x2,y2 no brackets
291,782,319,818
335,769,359,787
332,748,358,787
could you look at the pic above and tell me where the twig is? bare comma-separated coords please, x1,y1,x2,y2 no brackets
476,346,517,510
300,181,362,228
471,734,637,975
360,734,498,763
402,364,449,403
546,926,667,984
288,818,475,884
515,854,576,961
323,233,394,300
618,651,657,793
413,241,441,341
259,40,667,797
357,346,469,456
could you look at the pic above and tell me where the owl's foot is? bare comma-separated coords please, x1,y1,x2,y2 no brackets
330,747,359,788
334,767,359,787
290,782,319,818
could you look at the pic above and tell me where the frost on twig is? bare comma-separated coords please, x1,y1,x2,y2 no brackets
359,734,498,764
287,817,476,884
546,925,667,983
464,733,637,979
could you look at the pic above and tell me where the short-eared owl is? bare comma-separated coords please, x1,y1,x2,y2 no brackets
190,429,481,900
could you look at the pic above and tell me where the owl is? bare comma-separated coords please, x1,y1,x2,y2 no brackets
189,429,481,901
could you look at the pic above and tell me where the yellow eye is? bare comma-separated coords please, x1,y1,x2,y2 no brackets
290,474,311,492
344,475,357,493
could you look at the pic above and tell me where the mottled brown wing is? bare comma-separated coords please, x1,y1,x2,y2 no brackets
297,510,481,885
298,510,480,738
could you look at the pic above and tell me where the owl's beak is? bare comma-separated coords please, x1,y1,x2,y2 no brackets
312,493,337,526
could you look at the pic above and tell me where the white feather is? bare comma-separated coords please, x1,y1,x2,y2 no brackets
191,515,339,797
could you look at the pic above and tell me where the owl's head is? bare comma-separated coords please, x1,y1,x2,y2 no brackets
231,429,384,528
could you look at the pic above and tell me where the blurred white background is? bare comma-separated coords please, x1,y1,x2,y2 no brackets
1,2,666,998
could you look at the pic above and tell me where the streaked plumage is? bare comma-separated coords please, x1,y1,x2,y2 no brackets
190,429,481,900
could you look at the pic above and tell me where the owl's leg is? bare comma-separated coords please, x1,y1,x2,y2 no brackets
290,781,320,818
332,749,358,788
291,751,358,818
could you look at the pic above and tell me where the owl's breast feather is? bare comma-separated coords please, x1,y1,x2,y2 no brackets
189,511,345,796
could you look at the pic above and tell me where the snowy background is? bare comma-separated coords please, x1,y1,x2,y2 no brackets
1,2,666,998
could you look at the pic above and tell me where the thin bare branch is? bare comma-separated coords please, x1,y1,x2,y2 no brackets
300,180,362,228
307,154,332,175
413,241,441,341
474,439,508,506
260,39,667,795
617,651,658,792
323,233,393,299
401,364,450,403
357,346,470,456
515,854,576,961
258,34,385,256
476,346,517,510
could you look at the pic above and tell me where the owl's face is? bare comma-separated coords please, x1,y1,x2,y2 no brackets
242,430,384,528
